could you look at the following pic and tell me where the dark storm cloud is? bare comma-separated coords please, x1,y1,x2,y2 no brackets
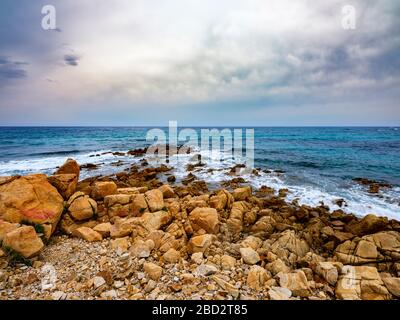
64,54,79,66
0,56,28,82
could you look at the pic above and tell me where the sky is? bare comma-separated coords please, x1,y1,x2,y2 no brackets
0,0,399,126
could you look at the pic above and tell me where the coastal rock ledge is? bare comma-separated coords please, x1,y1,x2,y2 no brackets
1,158,400,300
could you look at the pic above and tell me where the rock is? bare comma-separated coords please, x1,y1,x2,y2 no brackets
55,158,80,179
104,194,132,218
141,210,171,233
163,248,180,263
74,227,102,242
333,230,400,265
52,291,66,300
0,220,19,241
335,266,390,300
91,181,118,200
311,261,342,286
195,264,218,276
363,231,400,261
189,207,219,234
131,194,149,216
227,201,252,234
93,222,112,237
110,219,132,238
270,230,310,265
277,270,311,297
240,236,263,250
345,214,389,236
158,185,175,199
247,265,269,290
117,187,140,195
382,277,400,297
211,275,239,298
220,255,236,270
188,234,213,253
66,192,97,221
268,286,292,300
93,276,106,289
240,247,260,265
191,252,204,264
232,186,252,201
144,262,162,280
144,189,164,212
2,226,44,258
0,174,64,238
209,190,234,211
250,216,275,236
130,239,154,258
266,258,290,276
48,174,78,199
111,237,130,253
167,175,176,183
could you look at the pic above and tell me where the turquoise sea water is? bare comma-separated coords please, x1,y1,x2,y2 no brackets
0,127,399,218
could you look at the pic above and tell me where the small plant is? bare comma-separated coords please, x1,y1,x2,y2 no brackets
3,246,32,267
139,207,146,214
161,206,168,212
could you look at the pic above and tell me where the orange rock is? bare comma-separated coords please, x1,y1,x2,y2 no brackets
48,174,78,199
3,226,44,258
55,158,80,180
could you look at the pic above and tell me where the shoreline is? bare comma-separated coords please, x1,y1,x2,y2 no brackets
1,157,400,300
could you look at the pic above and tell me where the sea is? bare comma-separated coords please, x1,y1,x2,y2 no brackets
0,126,399,220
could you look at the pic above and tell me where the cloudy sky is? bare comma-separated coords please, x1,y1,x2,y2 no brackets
0,0,399,126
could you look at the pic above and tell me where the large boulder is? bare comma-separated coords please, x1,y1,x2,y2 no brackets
0,220,19,241
55,158,80,180
335,266,391,300
232,186,252,201
334,231,400,264
345,214,389,236
189,207,219,234
270,230,310,265
91,181,117,200
2,226,44,258
277,270,311,297
104,194,132,218
0,174,64,238
48,174,78,199
66,192,97,221
144,189,164,212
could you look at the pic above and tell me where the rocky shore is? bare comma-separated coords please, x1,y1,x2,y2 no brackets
1,156,400,300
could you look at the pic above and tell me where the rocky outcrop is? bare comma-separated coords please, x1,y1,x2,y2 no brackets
0,174,64,238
